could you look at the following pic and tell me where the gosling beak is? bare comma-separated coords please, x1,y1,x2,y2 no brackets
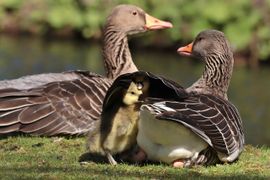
177,42,193,56
144,13,173,30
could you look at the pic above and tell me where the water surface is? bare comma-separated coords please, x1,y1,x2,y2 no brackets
0,35,269,146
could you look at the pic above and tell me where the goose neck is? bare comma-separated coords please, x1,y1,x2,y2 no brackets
187,54,234,100
103,25,138,80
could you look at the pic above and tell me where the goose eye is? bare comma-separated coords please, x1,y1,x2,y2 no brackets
132,11,137,16
198,37,204,41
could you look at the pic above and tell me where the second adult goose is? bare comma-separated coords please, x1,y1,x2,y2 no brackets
0,4,172,136
136,30,245,167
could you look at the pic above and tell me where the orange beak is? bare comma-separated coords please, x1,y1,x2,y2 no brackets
177,42,193,56
144,13,173,30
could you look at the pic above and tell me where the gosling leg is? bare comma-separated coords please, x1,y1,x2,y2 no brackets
105,151,117,165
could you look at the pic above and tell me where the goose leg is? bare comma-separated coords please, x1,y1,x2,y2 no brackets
105,151,118,165
173,159,185,168
173,159,195,168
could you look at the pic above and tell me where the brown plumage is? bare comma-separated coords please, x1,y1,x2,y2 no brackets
0,4,172,136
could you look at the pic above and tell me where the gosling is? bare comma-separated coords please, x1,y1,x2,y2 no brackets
87,74,149,165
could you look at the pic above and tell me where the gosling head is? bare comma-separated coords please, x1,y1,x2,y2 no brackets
123,82,143,105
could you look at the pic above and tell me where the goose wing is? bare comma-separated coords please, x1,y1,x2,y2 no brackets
0,70,84,90
102,71,188,106
143,94,244,159
143,71,187,100
0,71,112,136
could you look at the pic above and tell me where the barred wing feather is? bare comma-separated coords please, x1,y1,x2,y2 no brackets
144,94,244,159
0,71,112,136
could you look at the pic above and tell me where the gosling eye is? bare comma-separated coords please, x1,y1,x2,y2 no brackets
131,91,136,95
132,11,138,16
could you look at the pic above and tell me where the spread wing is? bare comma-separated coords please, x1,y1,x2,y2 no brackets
0,71,112,136
127,71,188,100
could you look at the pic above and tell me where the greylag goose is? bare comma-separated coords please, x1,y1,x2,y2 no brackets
89,30,244,167
0,4,172,136
138,30,245,167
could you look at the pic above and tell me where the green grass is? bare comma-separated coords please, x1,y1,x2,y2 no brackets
0,136,269,179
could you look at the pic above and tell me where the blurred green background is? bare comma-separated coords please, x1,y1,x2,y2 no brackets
1,0,270,67
0,0,269,146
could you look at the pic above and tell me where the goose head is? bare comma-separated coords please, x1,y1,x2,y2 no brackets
177,29,233,61
107,4,173,35
177,30,234,99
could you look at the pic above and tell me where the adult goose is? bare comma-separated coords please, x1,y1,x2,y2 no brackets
90,30,244,167
138,30,245,167
0,4,172,136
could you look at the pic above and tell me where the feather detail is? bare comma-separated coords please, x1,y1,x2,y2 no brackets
0,72,111,135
